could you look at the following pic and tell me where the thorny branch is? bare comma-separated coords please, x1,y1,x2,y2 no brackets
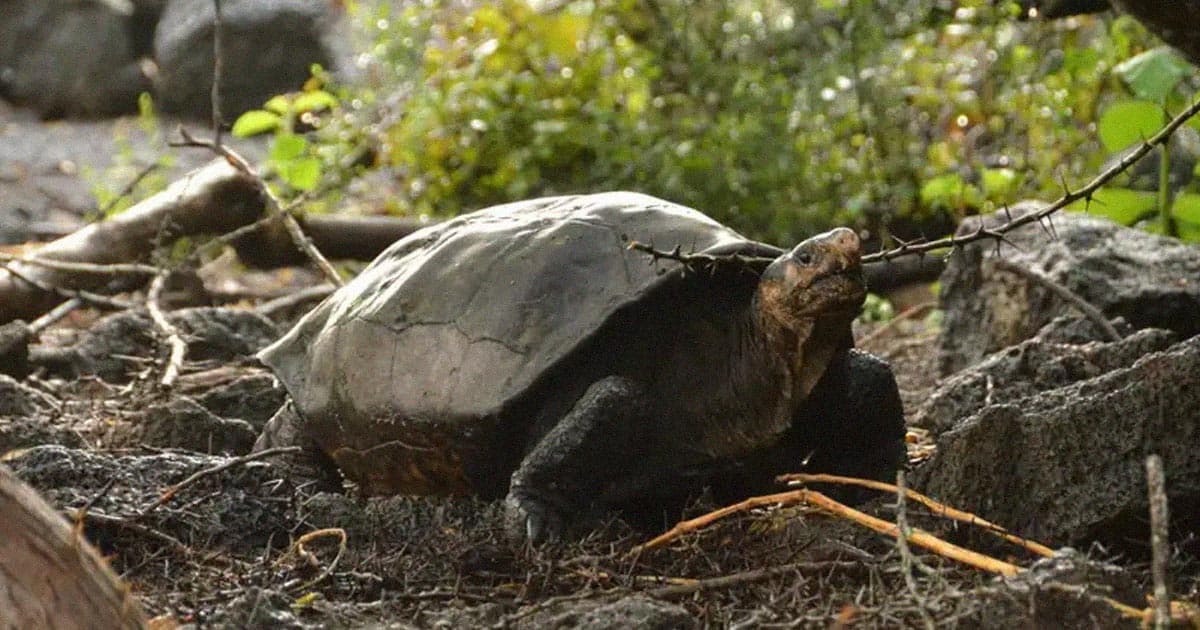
628,96,1200,269
864,95,1200,263
625,240,773,273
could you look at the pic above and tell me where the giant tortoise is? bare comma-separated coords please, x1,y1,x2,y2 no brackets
256,192,905,542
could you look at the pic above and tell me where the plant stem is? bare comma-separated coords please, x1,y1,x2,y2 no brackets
1159,106,1176,237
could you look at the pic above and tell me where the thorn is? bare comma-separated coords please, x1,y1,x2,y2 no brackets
1058,171,1073,196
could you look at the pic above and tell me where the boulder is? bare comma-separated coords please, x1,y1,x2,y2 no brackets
915,334,1200,544
153,0,350,119
938,207,1200,375
0,0,152,118
916,319,1174,435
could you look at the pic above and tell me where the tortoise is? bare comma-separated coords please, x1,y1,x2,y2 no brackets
255,192,905,542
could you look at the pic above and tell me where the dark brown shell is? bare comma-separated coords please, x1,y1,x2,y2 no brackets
259,192,780,450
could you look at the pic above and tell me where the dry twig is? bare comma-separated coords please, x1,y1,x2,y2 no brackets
171,129,344,288
894,470,936,630
635,488,1022,576
779,473,1055,558
283,527,348,592
133,446,301,520
1146,454,1171,630
76,511,192,557
647,560,861,600
255,283,336,318
0,252,158,277
145,272,188,387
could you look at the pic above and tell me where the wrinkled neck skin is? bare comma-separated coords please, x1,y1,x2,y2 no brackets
700,301,845,458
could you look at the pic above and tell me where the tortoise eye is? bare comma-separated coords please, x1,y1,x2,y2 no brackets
794,251,813,265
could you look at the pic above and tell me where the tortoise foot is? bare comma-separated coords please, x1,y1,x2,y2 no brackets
504,486,568,544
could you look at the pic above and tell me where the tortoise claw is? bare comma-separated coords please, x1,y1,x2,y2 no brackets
504,488,566,544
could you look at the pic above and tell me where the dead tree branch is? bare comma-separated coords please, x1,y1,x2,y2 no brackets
1146,454,1171,630
133,446,301,521
146,272,188,387
0,159,262,324
171,128,344,288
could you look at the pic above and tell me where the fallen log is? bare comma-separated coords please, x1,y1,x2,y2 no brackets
0,464,147,629
0,159,262,323
233,213,429,269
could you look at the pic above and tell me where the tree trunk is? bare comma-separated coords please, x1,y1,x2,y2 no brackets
0,465,147,629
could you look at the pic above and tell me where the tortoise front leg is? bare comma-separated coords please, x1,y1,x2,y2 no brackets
506,375,656,543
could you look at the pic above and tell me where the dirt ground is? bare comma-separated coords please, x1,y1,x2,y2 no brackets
4,284,1197,629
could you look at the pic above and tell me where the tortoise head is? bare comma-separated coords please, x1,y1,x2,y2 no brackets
755,227,866,332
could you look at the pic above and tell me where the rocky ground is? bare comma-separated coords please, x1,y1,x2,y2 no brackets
0,295,1193,628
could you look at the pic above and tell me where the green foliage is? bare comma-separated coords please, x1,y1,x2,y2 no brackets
1098,100,1165,152
1114,47,1193,103
364,0,654,215
270,133,322,191
859,293,896,323
231,109,282,137
292,1,1184,245
86,92,175,217
232,66,347,196
1082,45,1197,238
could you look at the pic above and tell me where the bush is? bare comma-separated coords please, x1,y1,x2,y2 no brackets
292,0,1170,246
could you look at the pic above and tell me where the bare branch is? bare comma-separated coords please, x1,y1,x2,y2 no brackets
0,252,158,277
171,128,345,287
1146,454,1171,630
133,446,301,521
146,272,187,387
211,0,224,147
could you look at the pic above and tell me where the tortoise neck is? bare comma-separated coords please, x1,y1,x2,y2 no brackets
721,302,813,439
744,298,851,414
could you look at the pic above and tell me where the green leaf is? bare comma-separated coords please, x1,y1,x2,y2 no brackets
1067,186,1156,225
279,157,321,191
1097,100,1163,152
270,133,307,161
919,173,982,210
1172,192,1200,224
1114,47,1192,103
231,110,282,137
981,167,1019,200
1173,194,1200,243
292,90,339,114
264,95,292,115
